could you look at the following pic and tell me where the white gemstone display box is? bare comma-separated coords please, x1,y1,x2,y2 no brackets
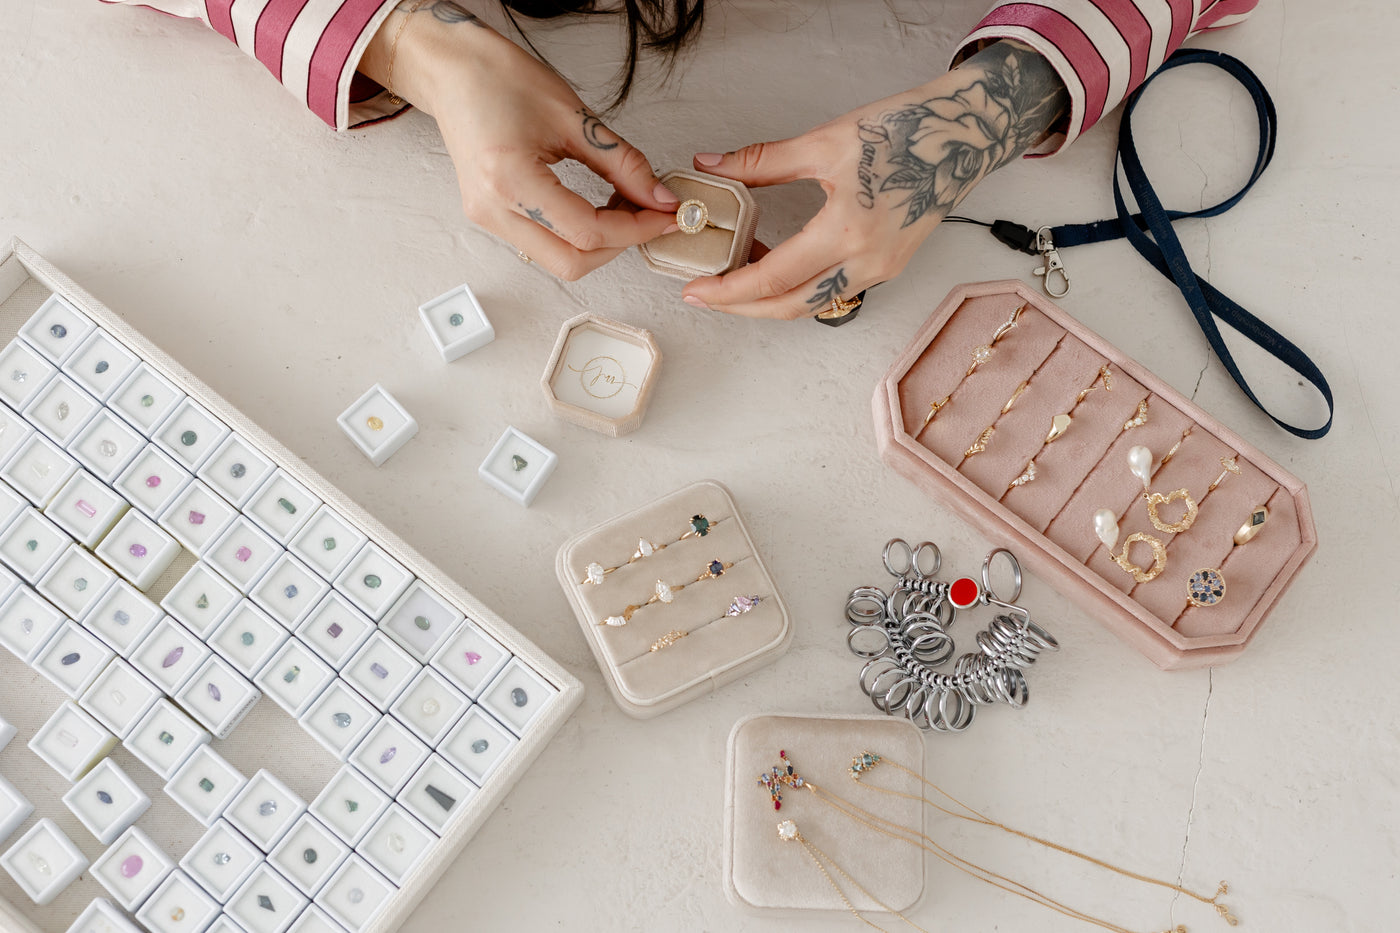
430,622,512,699
47,469,129,548
295,592,374,670
227,862,309,933
0,411,36,482
110,363,184,436
0,564,19,613
298,679,378,761
289,507,366,584
116,444,193,518
477,425,557,507
66,896,144,933
480,657,557,736
245,470,319,544
66,327,141,401
268,814,350,898
210,600,289,679
0,817,90,905
0,339,57,410
2,433,78,506
315,855,395,933
21,294,96,364
176,654,262,739
198,434,276,510
418,283,495,363
398,755,476,835
126,698,212,781
207,516,283,593
68,409,146,485
286,905,347,933
1,506,72,582
205,917,253,933
38,544,118,621
33,622,116,698
309,766,392,848
249,553,329,630
342,632,418,711
0,773,35,845
358,805,434,886
158,479,238,555
131,617,212,694
439,705,517,786
181,820,263,904
23,373,100,447
90,825,175,911
225,769,306,852
380,580,463,663
80,659,163,738
161,563,243,639
0,712,14,750
333,543,411,620
0,585,67,662
62,758,151,844
389,667,469,748
134,869,222,933
83,580,165,655
165,745,249,827
154,397,230,473
96,509,182,591
254,639,336,718
347,717,429,796
336,384,417,467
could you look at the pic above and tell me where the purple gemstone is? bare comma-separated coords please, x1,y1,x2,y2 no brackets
235,546,252,562
145,475,161,488
61,652,80,665
207,683,221,701
379,746,397,764
464,651,482,666
129,543,147,559
162,647,184,668
188,511,205,525
326,623,343,639
119,855,143,878
369,662,388,679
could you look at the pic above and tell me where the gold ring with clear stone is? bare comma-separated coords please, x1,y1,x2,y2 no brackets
676,199,716,235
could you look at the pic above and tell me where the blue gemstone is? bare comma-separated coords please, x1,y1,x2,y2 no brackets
96,790,113,804
284,585,298,599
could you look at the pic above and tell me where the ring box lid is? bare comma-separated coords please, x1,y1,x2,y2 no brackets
555,479,791,717
540,313,661,437
638,170,758,279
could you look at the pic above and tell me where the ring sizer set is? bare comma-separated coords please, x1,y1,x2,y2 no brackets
0,241,582,933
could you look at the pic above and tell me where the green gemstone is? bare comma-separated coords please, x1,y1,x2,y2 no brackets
240,632,255,646
322,537,336,551
140,394,154,408
345,799,359,813
195,594,209,609
159,731,174,745
510,454,528,472
448,313,464,327
199,778,214,792
282,666,300,683
414,616,430,631
690,515,710,536
180,430,197,446
303,848,317,864
24,539,37,552
277,498,296,515
363,574,381,589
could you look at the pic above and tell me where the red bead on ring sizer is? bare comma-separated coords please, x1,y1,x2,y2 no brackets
948,577,981,609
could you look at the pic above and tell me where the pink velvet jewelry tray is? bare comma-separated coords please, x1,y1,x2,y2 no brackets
874,280,1317,670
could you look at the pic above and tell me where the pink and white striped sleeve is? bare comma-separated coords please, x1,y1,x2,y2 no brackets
951,0,1260,154
110,0,405,130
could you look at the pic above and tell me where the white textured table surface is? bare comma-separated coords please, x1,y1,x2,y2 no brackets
2,1,1396,931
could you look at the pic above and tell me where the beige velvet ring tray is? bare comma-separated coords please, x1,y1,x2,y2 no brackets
874,280,1317,670
554,480,791,717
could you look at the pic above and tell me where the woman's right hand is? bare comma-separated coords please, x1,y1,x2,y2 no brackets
361,1,679,280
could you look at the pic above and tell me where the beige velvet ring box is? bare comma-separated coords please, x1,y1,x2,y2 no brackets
540,313,661,437
555,480,791,717
638,171,758,279
875,280,1317,670
723,714,925,914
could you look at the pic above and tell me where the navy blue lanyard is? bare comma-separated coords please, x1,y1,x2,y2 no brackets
969,48,1333,440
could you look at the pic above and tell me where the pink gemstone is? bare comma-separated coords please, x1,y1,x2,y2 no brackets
162,647,183,668
120,855,143,878
76,500,97,518
129,544,147,558
188,511,205,525
145,475,161,488
379,746,397,764
464,651,482,666
326,623,343,638
235,546,252,562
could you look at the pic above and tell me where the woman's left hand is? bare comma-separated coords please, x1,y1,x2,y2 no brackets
680,40,1068,319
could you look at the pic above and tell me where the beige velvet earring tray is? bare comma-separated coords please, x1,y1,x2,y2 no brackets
638,171,758,279
723,714,925,914
874,280,1317,670
554,480,791,717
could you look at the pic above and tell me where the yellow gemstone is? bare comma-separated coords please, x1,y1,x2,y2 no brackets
366,416,384,431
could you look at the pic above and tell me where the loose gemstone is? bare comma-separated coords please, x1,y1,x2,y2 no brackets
29,853,50,875
119,855,143,878
212,852,231,866
24,539,37,552
74,578,88,592
29,462,47,478
95,360,109,374
180,430,197,446
708,560,725,577
277,497,296,514
284,585,299,599
235,546,252,562
387,832,405,853
9,370,23,382
145,474,161,487
413,615,430,631
50,324,67,338
511,687,528,707
240,631,255,646
139,394,154,407
363,574,381,589
159,731,174,745
690,515,710,536
57,401,70,421
188,511,205,525
170,909,185,922
110,689,126,704
332,712,352,728
98,440,118,457
322,537,336,551
345,799,359,812
511,454,528,471
471,739,489,754
76,499,97,517
448,312,464,326
19,618,32,634
258,800,278,816
57,729,79,747
425,785,456,810
326,623,343,638
229,462,246,479
195,594,209,609
369,662,388,679
347,888,364,904
199,778,215,792
129,543,147,558
61,652,80,665
258,895,274,911
283,666,300,683
208,683,222,701
303,848,317,864
366,416,384,431
585,562,606,585
97,790,113,804
420,698,440,716
464,651,482,666
379,747,397,764
113,610,130,625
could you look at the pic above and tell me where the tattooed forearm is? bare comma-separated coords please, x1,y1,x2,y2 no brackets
855,41,1069,227
520,204,553,230
805,268,850,311
579,109,619,151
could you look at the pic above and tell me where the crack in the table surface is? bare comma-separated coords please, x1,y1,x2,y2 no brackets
1170,668,1214,926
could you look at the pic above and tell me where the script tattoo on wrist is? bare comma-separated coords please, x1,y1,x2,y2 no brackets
855,42,1068,227
805,268,850,313
520,205,553,230
579,109,620,151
